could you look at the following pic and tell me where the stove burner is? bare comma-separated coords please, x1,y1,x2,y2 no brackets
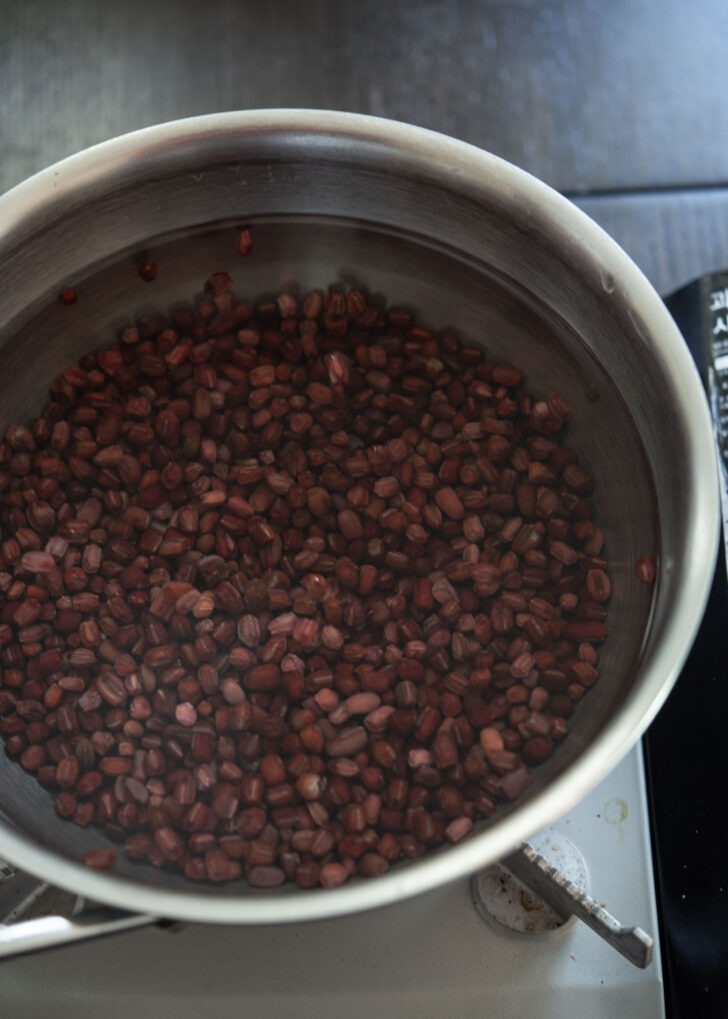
471,829,588,936
471,828,653,969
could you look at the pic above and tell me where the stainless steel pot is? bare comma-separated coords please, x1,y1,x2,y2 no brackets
0,110,719,928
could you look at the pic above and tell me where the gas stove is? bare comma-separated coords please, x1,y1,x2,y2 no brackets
0,742,663,1019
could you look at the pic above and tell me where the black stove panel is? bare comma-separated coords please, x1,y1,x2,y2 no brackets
645,278,728,1019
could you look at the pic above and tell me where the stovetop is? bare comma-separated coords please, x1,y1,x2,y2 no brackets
0,744,663,1019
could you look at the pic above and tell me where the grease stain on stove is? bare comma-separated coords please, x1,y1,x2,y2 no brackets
603,798,628,824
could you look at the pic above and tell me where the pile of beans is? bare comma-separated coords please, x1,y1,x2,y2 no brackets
0,273,609,889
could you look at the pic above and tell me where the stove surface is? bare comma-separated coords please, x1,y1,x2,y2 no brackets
1,745,664,1019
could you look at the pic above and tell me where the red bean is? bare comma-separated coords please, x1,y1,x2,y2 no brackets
319,862,349,888
244,664,282,692
236,228,253,256
326,726,369,758
635,554,657,583
444,816,473,843
358,852,389,877
19,551,56,574
245,863,285,888
153,826,185,861
20,744,46,771
205,849,241,883
586,568,611,603
96,673,127,707
522,736,554,765
56,756,80,788
295,772,326,801
83,848,117,870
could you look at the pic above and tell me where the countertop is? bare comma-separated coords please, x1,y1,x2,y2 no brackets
2,0,728,293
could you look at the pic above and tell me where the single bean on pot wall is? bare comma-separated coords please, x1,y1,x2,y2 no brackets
0,269,609,887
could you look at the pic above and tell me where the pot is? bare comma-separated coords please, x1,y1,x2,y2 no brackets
0,110,718,928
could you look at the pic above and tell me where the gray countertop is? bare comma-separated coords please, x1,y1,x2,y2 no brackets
3,0,728,291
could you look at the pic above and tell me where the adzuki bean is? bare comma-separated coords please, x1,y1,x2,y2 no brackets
0,266,614,891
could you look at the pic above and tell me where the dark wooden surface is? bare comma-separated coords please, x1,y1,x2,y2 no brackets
1,0,728,196
3,0,728,291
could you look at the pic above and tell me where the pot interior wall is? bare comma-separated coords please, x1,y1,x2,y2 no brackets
0,214,657,895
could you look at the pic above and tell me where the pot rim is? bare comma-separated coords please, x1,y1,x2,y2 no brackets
0,109,719,923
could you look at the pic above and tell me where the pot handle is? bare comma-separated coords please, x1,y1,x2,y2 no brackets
0,908,163,960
